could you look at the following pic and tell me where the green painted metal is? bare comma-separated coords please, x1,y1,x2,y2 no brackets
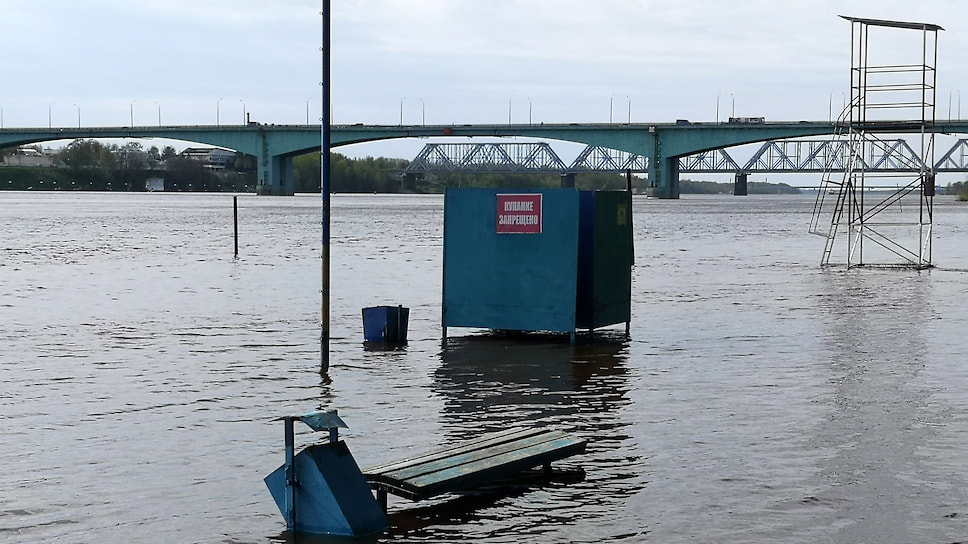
364,427,586,502
576,190,633,330
5,121,968,197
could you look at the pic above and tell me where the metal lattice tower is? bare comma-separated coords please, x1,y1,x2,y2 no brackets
810,16,943,268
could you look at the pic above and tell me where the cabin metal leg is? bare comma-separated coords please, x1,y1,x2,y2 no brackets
377,486,388,512
284,417,296,532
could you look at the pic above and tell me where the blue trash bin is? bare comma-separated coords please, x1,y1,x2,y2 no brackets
362,305,409,344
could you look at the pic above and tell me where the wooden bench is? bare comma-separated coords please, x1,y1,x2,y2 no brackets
363,427,586,510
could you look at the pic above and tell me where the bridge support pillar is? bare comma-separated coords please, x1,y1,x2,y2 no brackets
647,156,680,199
734,172,748,196
256,154,296,196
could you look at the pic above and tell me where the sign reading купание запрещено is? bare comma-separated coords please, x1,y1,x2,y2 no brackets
496,193,542,234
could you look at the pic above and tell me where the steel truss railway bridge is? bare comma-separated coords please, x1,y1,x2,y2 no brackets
3,120,968,197
402,138,968,178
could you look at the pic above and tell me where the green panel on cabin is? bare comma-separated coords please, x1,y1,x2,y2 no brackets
443,188,580,333
575,190,633,329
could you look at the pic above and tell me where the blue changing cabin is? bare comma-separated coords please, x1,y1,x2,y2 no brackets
442,187,632,338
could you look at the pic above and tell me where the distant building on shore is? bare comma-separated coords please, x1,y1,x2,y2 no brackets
180,147,235,171
1,147,55,167
145,177,165,191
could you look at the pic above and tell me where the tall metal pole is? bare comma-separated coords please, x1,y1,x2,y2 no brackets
321,0,332,373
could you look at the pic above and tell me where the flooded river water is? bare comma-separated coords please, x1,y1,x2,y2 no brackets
3,191,968,543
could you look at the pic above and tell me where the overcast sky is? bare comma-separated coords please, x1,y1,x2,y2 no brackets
2,0,966,159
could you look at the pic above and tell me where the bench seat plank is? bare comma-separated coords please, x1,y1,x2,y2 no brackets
377,430,573,482
403,436,585,498
364,428,586,502
364,427,545,475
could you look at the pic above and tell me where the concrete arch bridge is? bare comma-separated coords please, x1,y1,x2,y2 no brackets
3,120,968,197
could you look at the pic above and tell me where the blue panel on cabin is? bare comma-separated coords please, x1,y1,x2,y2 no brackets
576,191,596,325
443,188,580,333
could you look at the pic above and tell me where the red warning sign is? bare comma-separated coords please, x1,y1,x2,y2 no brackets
496,193,542,234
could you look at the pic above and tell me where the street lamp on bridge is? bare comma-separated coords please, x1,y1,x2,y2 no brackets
399,97,424,125
508,96,531,125
508,95,513,125
610,94,630,125
240,99,246,125
48,101,55,129
74,104,80,128
154,101,161,126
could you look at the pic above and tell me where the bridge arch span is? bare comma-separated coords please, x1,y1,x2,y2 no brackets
0,125,321,195
5,121,968,196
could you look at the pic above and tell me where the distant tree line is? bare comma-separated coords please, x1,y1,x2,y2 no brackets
293,153,411,193
943,181,968,201
679,179,801,194
0,139,255,191
292,152,639,193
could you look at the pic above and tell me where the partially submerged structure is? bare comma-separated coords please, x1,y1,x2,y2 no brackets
811,16,943,268
442,188,633,340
